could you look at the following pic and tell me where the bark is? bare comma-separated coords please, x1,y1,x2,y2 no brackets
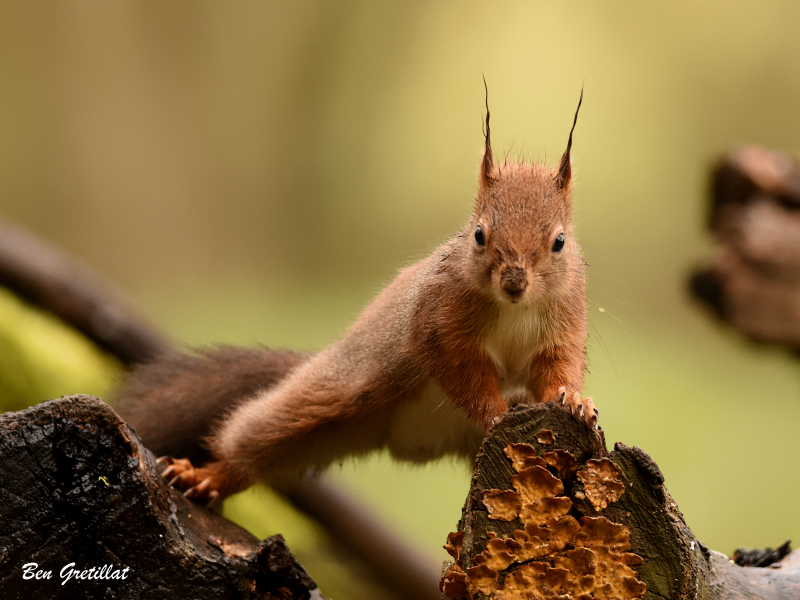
690,145,800,352
0,394,322,600
444,403,800,600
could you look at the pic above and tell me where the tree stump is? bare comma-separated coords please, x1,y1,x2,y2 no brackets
0,395,322,600
440,403,800,600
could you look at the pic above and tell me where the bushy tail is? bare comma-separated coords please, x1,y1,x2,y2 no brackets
115,346,308,464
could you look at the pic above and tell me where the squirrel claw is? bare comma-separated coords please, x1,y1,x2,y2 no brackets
558,386,567,405
185,477,220,507
159,457,195,484
561,392,599,428
188,488,220,508
159,457,231,504
205,490,220,508
161,465,178,480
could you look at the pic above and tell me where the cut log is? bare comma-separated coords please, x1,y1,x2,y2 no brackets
0,395,322,600
441,403,800,600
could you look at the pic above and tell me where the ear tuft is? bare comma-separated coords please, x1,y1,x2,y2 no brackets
480,76,495,189
556,86,583,190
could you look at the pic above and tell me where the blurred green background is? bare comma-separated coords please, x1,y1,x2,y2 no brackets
2,0,800,596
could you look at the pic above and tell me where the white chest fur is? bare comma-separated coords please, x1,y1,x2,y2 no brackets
385,302,551,462
481,302,549,402
386,381,484,462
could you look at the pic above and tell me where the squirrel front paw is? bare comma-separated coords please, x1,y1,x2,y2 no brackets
158,456,228,506
557,387,599,429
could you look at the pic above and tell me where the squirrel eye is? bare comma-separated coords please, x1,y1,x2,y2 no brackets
552,232,565,253
474,226,486,247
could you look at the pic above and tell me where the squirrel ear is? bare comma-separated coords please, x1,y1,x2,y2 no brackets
556,86,583,190
480,77,495,189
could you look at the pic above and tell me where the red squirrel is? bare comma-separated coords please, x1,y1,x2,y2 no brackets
117,90,595,504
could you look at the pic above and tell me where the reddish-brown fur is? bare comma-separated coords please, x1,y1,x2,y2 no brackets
117,347,309,462
117,96,594,503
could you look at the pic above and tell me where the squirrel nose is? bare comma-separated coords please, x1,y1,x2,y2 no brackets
501,266,527,298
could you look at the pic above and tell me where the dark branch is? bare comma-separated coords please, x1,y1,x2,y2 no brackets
0,221,170,365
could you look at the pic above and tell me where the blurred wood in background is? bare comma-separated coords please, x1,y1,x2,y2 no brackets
691,145,800,352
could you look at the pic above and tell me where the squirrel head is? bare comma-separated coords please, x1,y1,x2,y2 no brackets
463,90,583,306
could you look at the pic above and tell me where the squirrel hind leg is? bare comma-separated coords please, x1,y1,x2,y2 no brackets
158,456,247,506
557,387,599,429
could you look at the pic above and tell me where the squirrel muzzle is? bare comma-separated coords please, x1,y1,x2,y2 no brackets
500,265,528,300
